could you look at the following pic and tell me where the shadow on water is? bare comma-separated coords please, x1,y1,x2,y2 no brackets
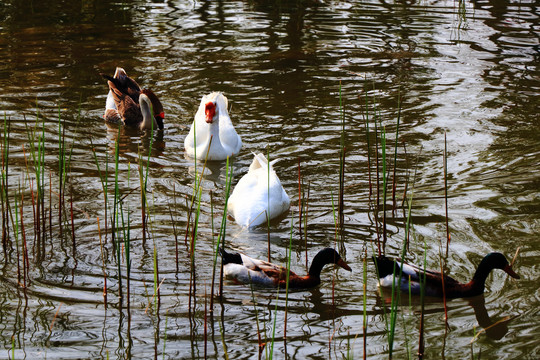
376,287,512,341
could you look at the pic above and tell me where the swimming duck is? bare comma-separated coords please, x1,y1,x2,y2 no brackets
220,247,352,289
101,67,165,131
184,92,242,160
373,252,520,298
228,152,290,228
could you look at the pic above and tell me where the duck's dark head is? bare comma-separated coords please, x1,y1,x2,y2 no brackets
485,252,520,279
309,248,352,277
141,89,165,130
475,252,520,281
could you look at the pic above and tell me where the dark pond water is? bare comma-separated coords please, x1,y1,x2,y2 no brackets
0,0,539,359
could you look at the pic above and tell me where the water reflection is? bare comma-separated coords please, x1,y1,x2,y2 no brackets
469,295,515,341
308,288,366,322
105,122,166,159
376,288,513,340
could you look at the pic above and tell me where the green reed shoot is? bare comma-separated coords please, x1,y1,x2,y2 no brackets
383,139,417,359
331,190,338,254
391,94,401,213
56,108,78,238
283,213,294,346
362,249,368,360
303,181,310,271
112,130,123,302
444,132,450,256
14,187,30,289
91,141,109,243
418,241,428,359
1,113,10,255
25,108,46,246
338,82,346,244
267,282,280,360
217,308,230,360
119,195,131,307
97,216,108,307
266,147,271,262
362,91,373,201
362,89,381,254
211,156,233,306
297,158,303,257
439,134,450,325
13,186,21,285
189,186,202,303
169,184,179,273
247,272,266,358
139,121,157,244
184,136,212,257
380,123,388,251
57,109,65,232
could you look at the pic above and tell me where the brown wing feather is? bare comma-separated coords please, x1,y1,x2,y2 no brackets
104,108,122,124
102,71,141,103
260,267,298,282
108,80,142,126
421,270,462,296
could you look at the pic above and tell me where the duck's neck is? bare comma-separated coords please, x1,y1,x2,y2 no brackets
464,257,497,296
140,95,157,131
201,120,226,156
307,256,331,286
208,120,221,142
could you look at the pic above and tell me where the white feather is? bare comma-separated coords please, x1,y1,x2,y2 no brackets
228,153,290,227
105,90,116,110
223,264,276,286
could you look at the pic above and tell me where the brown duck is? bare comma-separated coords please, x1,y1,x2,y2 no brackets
101,67,164,131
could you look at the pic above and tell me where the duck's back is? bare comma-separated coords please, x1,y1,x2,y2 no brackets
228,154,290,227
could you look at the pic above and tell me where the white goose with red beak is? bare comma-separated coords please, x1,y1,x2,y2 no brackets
184,92,242,161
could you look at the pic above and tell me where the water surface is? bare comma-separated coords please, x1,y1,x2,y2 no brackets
0,0,538,359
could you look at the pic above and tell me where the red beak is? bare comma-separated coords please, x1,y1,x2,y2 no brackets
503,264,520,279
205,101,216,123
337,258,352,272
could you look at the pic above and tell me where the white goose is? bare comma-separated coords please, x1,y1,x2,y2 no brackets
184,92,242,161
228,153,290,228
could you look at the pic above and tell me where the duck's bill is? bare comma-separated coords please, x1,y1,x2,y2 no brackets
503,265,520,279
337,259,352,272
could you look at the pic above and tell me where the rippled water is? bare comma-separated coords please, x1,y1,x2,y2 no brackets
0,0,539,359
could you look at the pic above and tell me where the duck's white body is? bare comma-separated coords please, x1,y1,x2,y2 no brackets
223,253,279,287
105,90,116,110
104,67,123,114
104,86,122,124
228,153,290,227
378,260,424,294
184,92,242,161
